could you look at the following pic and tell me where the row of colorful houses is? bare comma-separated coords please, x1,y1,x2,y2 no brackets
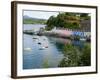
73,32,90,38
51,28,91,38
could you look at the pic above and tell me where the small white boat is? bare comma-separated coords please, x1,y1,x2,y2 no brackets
24,48,32,51
80,38,86,41
39,47,45,50
32,37,38,39
39,45,49,50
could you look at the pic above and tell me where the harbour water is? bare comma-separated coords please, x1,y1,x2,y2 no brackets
23,24,90,69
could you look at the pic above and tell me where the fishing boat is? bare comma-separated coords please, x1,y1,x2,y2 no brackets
24,48,32,51
39,47,45,50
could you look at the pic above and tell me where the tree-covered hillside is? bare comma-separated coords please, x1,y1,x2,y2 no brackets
46,12,90,30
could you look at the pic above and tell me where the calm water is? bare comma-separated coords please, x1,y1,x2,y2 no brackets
23,24,88,69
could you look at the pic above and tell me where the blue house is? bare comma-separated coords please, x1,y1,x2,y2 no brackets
72,31,84,37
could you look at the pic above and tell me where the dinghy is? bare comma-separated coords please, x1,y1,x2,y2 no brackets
24,48,32,51
39,47,45,50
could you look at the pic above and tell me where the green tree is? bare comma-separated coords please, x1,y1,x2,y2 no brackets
46,16,56,30
58,44,80,67
58,43,91,67
80,13,90,20
46,12,81,30
79,44,91,66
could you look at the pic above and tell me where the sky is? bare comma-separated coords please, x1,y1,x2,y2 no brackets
23,10,59,20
